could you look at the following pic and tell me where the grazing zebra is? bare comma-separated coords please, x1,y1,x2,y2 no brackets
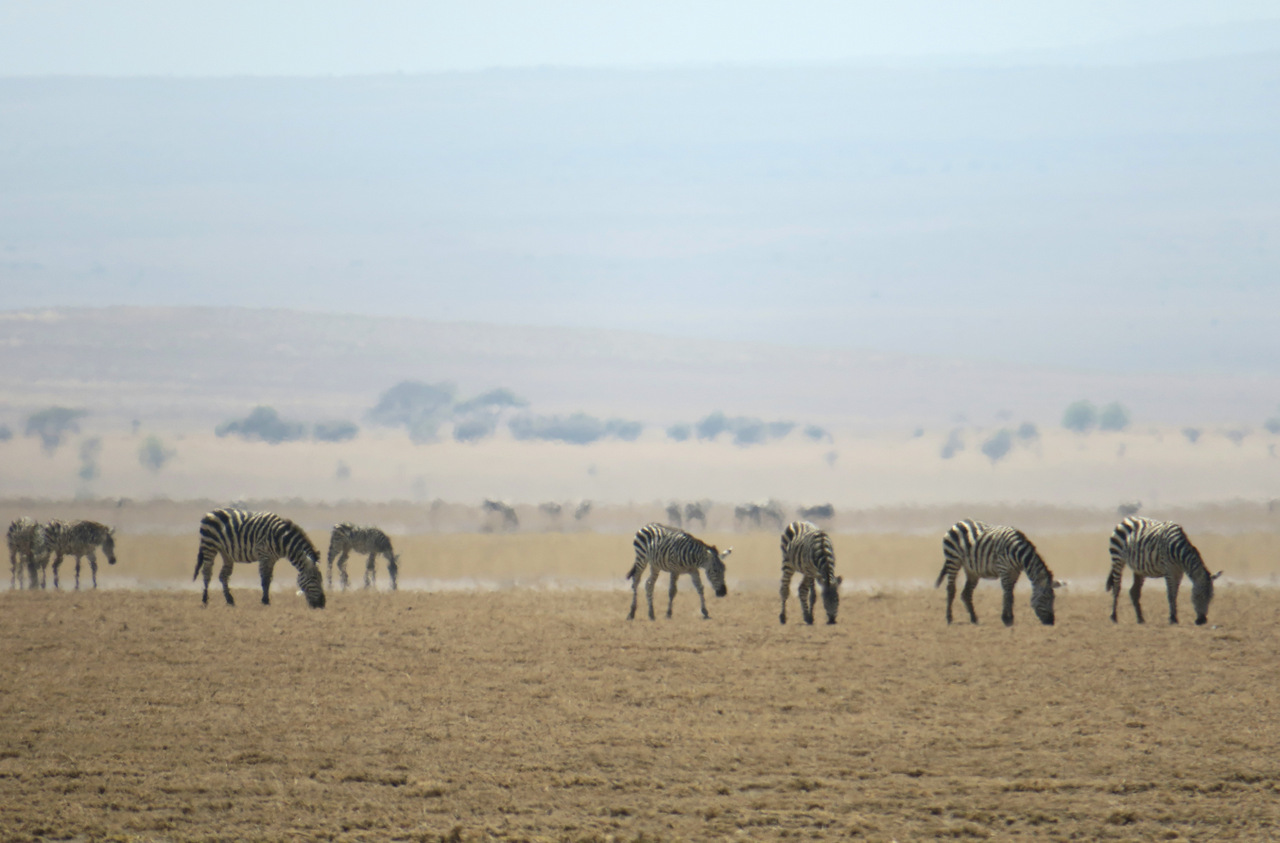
936,519,1059,626
1106,516,1221,625
665,503,683,527
46,519,117,590
779,521,843,625
626,523,731,620
7,517,50,590
327,523,399,591
797,503,835,523
683,502,707,528
193,509,325,608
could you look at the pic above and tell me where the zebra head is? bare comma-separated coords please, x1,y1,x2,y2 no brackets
102,528,117,565
821,574,843,624
704,546,732,597
298,556,326,609
1192,569,1221,625
1030,578,1058,626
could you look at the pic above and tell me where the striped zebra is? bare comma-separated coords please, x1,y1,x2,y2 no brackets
327,523,399,591
46,519,116,590
7,517,50,590
1106,516,1221,625
936,519,1059,626
779,520,843,625
193,509,325,608
626,523,731,620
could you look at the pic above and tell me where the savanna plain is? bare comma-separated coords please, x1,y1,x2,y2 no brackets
3,510,1280,842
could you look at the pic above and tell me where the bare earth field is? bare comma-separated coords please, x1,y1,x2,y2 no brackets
3,529,1280,842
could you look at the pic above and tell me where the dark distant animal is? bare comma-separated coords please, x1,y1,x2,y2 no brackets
936,519,1058,626
779,521,842,625
1116,502,1142,518
683,502,707,528
665,503,683,527
46,519,116,590
626,523,731,620
1106,516,1220,625
193,509,325,608
735,501,785,531
797,503,835,522
327,523,399,591
7,517,50,590
573,500,593,521
482,499,519,531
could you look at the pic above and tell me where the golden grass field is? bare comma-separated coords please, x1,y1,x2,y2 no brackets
3,515,1280,842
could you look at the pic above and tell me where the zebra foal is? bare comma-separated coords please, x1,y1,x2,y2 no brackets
46,520,116,590
1106,516,1220,625
193,509,325,608
779,521,842,625
936,519,1059,626
626,523,731,620
7,517,50,590
327,523,399,591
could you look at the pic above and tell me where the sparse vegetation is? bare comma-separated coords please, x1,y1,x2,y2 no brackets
0,424,11,442
78,437,102,482
1016,422,1039,441
940,429,964,459
666,423,692,442
138,434,175,472
509,412,643,445
1098,402,1131,431
803,424,831,442
1183,427,1202,444
691,412,795,446
216,406,306,444
25,406,88,452
453,416,498,443
1264,417,1280,435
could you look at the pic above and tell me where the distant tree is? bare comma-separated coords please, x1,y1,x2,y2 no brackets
367,381,456,441
695,411,731,441
0,424,11,442
731,418,768,446
1098,402,1131,432
940,429,964,460
216,406,306,444
1062,400,1098,433
981,429,1013,464
1182,427,1202,444
138,434,175,472
1016,422,1039,441
605,419,644,441
1264,417,1280,435
1224,428,1248,446
510,413,606,445
313,420,359,443
666,423,692,442
78,437,102,482
454,416,498,443
803,424,832,443
454,388,528,414
693,412,794,446
25,406,88,453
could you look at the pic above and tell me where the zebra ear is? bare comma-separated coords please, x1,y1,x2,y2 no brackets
1052,579,1065,588
835,575,844,586
720,547,733,560
1212,570,1223,580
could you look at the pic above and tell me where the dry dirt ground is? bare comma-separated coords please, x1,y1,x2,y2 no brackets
3,527,1280,842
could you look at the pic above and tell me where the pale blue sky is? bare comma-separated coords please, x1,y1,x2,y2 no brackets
1,1,1278,75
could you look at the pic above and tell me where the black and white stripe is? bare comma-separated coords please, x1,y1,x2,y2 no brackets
936,519,1058,626
779,521,842,625
46,519,116,590
7,517,50,590
626,523,731,620
193,509,325,608
327,523,399,591
1106,516,1220,625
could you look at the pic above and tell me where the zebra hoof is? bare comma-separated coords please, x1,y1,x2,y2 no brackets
826,617,837,625
1195,615,1208,625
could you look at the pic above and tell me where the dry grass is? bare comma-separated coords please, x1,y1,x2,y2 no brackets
2,528,1280,841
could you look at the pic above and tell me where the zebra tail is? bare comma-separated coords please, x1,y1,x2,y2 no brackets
1105,569,1119,594
625,561,641,581
933,563,949,589
192,554,203,581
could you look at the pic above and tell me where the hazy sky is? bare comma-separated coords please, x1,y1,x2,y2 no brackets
2,1,1278,75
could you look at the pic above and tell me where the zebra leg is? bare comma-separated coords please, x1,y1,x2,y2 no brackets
960,571,979,624
1129,575,1146,624
1110,567,1123,622
386,553,398,591
52,554,63,590
336,550,351,591
644,568,660,620
88,550,98,589
1165,570,1183,625
1001,570,1021,627
219,557,235,606
779,568,795,624
198,556,214,605
365,553,376,589
627,562,645,620
259,558,276,605
8,548,16,589
666,571,679,618
74,554,82,590
799,576,816,625
944,571,958,624
689,569,710,619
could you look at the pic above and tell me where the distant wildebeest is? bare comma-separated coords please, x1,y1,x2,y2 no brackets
573,501,593,521
1116,502,1142,518
683,502,707,528
482,499,519,532
734,501,785,531
665,503,683,527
